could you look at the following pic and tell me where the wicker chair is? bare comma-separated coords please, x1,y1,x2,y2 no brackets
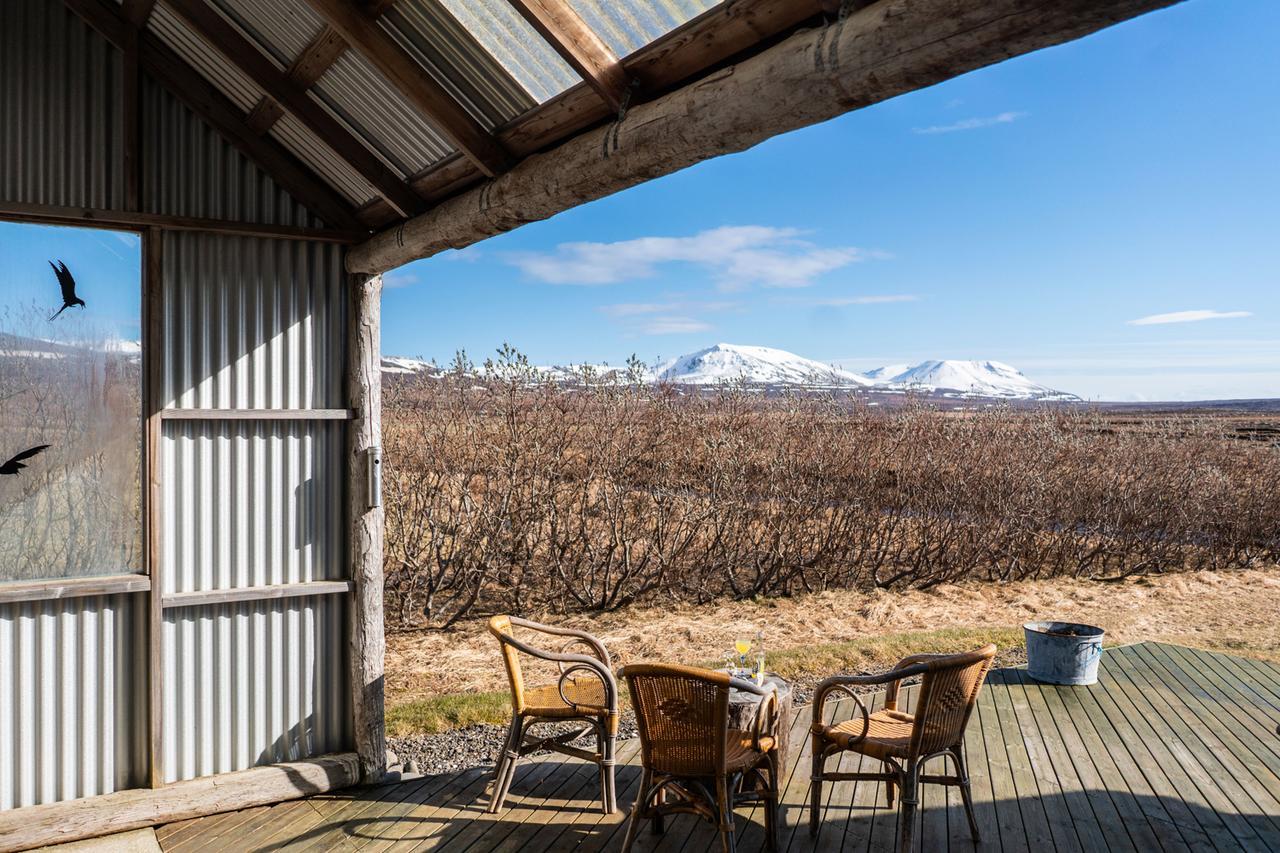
620,663,782,853
487,615,620,814
808,644,997,852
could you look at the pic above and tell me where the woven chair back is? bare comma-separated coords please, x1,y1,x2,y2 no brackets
910,644,997,756
624,664,731,777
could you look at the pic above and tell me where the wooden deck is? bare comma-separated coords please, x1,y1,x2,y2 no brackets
155,642,1280,851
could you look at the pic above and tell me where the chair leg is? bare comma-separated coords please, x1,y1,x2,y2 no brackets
487,714,523,814
621,768,652,853
884,760,896,808
599,729,617,815
716,776,737,853
809,736,824,837
763,754,780,852
651,783,666,835
897,758,920,853
952,745,980,841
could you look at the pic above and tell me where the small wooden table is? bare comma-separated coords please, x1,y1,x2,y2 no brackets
725,672,794,768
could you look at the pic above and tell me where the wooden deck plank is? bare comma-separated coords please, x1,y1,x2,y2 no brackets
152,642,1280,853
1107,647,1280,848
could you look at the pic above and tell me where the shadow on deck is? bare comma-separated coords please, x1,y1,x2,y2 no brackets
156,641,1280,852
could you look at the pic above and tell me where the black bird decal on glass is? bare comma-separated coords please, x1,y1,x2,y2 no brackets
48,260,85,320
0,445,50,475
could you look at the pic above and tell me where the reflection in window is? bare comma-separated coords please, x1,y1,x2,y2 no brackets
0,224,141,581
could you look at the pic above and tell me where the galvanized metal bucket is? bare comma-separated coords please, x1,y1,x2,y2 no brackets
1024,621,1105,685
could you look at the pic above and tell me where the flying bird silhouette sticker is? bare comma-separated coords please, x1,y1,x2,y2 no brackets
48,260,85,320
0,445,50,475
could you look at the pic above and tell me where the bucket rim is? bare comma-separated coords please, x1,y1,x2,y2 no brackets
1023,620,1105,639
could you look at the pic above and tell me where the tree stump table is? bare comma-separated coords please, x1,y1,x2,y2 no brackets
727,672,794,769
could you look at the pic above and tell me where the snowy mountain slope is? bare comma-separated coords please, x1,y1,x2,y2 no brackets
650,343,874,387
862,364,909,382
877,360,1079,400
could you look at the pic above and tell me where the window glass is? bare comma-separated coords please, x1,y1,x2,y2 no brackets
0,223,142,581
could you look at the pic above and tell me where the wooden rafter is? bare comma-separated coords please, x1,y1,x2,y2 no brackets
349,0,1185,273
506,0,629,112
164,0,423,217
301,0,513,178
246,26,347,134
120,0,158,27
62,0,364,231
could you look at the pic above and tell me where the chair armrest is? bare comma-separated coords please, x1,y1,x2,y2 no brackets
508,616,613,669
811,663,930,739
557,659,620,712
727,678,779,752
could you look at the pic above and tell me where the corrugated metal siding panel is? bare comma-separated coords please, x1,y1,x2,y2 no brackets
162,420,346,594
270,113,379,207
436,0,580,105
209,0,326,66
142,78,321,227
0,595,147,810
0,0,122,209
312,51,455,176
566,0,718,58
160,233,345,410
148,3,267,113
161,595,349,783
382,0,537,130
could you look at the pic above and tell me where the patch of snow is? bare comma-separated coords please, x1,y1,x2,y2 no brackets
651,343,874,387
872,360,1079,401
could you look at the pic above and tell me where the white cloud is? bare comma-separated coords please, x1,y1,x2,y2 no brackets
383,270,419,289
114,232,140,248
599,300,740,318
507,225,869,289
1127,310,1253,326
641,316,712,335
785,294,919,307
442,246,482,262
913,111,1027,135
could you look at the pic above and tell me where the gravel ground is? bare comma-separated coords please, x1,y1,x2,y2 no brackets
388,645,1026,776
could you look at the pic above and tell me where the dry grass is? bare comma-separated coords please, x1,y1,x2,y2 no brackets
384,568,1280,734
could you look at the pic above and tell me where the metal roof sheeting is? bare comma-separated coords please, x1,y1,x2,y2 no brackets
381,0,537,130
270,112,380,206
209,0,326,67
565,0,719,58
149,4,265,113
313,50,454,176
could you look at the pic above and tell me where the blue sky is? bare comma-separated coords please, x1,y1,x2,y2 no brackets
382,0,1279,402
2,0,1275,401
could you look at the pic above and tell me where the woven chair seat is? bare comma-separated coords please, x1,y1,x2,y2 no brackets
819,708,915,759
647,730,775,775
522,678,612,717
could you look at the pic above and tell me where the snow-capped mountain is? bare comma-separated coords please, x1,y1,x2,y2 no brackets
650,343,874,387
379,344,1079,400
873,360,1078,401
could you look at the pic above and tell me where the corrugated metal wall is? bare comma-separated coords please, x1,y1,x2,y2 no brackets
159,231,350,783
2,0,353,806
0,1,123,209
0,595,147,810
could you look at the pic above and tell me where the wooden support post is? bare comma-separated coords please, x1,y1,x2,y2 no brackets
347,0,1184,273
142,227,165,788
121,26,140,211
347,272,386,782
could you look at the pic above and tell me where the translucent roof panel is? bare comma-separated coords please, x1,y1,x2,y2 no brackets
565,0,719,58
435,0,581,105
381,0,538,130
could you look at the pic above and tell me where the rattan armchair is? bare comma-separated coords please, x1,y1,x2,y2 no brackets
620,663,782,853
808,644,997,852
487,615,620,814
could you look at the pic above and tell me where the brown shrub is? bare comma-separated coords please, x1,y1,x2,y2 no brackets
382,349,1280,628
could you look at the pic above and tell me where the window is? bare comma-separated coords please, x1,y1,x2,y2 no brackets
0,223,141,581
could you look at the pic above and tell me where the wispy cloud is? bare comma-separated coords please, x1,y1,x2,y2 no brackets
1127,309,1253,326
641,316,712,335
507,225,872,289
783,294,920,307
913,111,1027,135
114,233,139,248
599,300,741,318
383,270,419,289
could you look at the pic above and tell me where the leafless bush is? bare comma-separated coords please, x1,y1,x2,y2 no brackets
382,349,1280,628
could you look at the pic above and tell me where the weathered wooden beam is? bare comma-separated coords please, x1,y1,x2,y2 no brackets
163,0,423,217
349,0,1184,273
120,0,158,27
0,753,360,851
159,408,356,420
0,574,152,606
408,0,831,201
301,0,513,178
0,200,365,242
244,23,350,137
121,25,141,211
348,272,386,782
161,580,354,609
142,227,165,791
507,0,630,111
62,0,365,231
